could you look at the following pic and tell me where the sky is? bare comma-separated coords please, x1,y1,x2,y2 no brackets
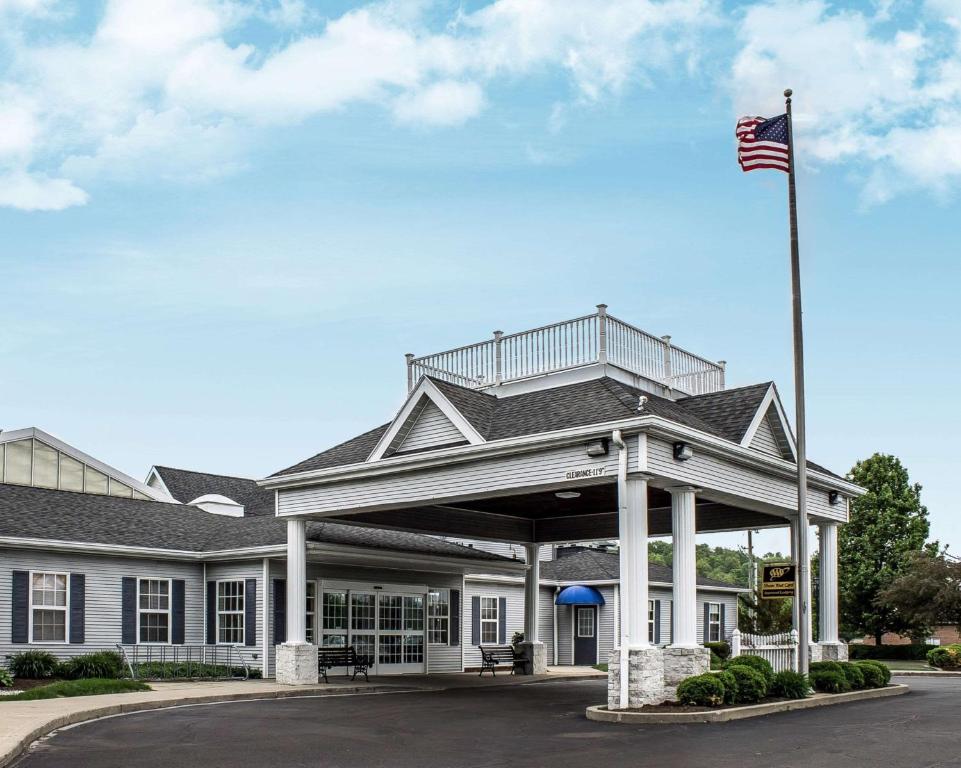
1,0,959,557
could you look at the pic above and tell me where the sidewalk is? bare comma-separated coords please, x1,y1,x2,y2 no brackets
0,667,604,767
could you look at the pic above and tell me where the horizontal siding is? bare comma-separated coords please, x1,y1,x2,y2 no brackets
557,605,572,664
0,549,203,666
205,561,265,671
278,443,618,517
750,414,782,457
396,401,464,453
597,585,617,661
538,586,554,662
463,578,525,669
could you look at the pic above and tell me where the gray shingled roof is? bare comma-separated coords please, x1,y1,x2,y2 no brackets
0,482,510,562
154,466,276,516
540,549,744,590
271,375,841,478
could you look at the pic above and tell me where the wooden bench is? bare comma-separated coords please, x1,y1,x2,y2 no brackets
478,645,527,677
317,645,370,683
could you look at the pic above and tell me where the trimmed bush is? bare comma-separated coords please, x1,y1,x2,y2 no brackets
853,661,886,688
704,641,731,660
926,644,961,670
131,661,258,680
809,660,845,676
677,673,725,707
856,659,891,685
9,650,59,679
810,669,849,693
0,679,150,702
838,662,866,690
715,669,738,705
769,670,808,699
0,668,13,688
849,643,934,661
59,652,125,680
726,654,775,687
709,651,724,670
727,665,767,704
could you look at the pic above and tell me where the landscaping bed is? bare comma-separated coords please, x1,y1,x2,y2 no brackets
0,679,151,702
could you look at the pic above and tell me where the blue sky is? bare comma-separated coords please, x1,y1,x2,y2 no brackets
1,0,959,556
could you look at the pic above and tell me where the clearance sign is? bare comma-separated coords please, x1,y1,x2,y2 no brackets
761,563,796,599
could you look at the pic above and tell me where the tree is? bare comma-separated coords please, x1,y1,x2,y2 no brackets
877,552,961,637
840,453,936,643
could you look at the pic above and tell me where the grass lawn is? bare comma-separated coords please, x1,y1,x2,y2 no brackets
0,678,151,702
877,660,935,671
593,664,608,673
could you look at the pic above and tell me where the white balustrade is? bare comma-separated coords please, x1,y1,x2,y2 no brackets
732,629,800,673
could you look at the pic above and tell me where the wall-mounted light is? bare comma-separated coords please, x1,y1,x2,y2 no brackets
585,438,609,457
828,491,840,505
673,442,693,461
555,491,582,500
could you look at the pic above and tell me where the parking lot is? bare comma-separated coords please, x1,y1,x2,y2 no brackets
15,676,961,768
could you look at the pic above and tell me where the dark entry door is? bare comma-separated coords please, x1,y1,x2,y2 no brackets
573,606,597,665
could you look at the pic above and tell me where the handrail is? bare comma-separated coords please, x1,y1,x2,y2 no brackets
116,644,251,680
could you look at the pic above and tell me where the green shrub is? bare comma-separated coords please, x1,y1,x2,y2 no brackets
0,668,13,688
709,651,724,670
855,659,891,685
926,644,961,670
769,670,808,699
677,673,725,707
715,669,738,705
853,661,886,688
726,655,775,687
59,652,125,680
810,669,849,693
727,665,767,704
838,662,866,690
0,678,150,702
131,661,256,680
9,651,59,679
849,643,934,661
704,641,731,660
809,660,845,676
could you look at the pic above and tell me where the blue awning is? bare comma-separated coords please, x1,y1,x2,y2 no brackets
555,585,605,606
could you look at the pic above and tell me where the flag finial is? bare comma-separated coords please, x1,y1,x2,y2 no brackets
784,88,792,99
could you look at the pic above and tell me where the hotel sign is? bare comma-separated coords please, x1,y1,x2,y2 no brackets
761,563,796,599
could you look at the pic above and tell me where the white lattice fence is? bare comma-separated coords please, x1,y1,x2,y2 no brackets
731,629,798,673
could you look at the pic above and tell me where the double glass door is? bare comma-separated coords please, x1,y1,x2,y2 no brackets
321,588,426,674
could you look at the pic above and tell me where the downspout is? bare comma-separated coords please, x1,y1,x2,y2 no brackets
612,429,629,709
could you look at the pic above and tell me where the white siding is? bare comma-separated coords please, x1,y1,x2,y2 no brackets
205,561,265,671
556,605,573,664
463,578,525,669
0,548,204,665
597,585,617,662
538,586,555,663
395,400,465,453
750,413,783,457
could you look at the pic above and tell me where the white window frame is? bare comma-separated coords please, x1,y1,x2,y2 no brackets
576,607,595,638
427,589,449,645
305,580,317,645
648,600,656,644
28,570,69,645
479,595,499,645
708,602,722,643
216,579,246,646
137,577,172,645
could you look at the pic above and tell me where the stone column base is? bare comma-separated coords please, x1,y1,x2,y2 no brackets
518,641,547,675
608,646,665,710
662,646,711,701
815,642,848,662
276,642,318,685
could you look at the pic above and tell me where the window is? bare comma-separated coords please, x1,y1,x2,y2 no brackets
217,581,245,644
138,579,170,644
576,607,594,638
480,596,498,644
305,581,317,644
30,572,68,643
427,590,449,644
708,602,722,643
648,600,656,643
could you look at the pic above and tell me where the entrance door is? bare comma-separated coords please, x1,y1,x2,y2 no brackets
376,593,425,674
573,606,597,665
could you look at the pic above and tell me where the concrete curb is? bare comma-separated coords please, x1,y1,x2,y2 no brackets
585,684,910,724
0,673,603,767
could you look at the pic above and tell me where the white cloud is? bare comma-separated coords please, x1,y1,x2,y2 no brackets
392,80,484,126
0,170,89,211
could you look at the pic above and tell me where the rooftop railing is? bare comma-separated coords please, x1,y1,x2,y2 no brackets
406,305,726,396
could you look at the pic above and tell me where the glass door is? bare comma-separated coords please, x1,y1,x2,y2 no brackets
349,592,377,670
377,593,425,674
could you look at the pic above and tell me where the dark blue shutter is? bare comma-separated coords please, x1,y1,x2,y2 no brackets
653,600,661,645
244,579,257,646
449,589,460,647
471,596,480,645
206,581,216,644
720,604,726,641
171,580,185,645
121,577,137,644
273,579,286,645
703,602,710,643
498,597,507,644
11,570,28,644
69,573,85,644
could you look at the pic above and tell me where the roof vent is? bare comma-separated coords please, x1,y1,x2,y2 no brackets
188,494,245,517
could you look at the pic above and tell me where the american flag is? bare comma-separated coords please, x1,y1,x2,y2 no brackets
736,113,790,173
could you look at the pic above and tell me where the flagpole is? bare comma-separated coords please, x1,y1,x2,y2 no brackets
784,87,811,675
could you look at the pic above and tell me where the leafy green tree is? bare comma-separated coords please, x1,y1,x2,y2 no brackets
877,551,961,637
840,453,937,643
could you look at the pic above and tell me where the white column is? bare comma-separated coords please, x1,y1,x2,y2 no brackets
669,487,698,647
523,543,540,643
818,521,840,644
286,518,307,644
621,476,649,648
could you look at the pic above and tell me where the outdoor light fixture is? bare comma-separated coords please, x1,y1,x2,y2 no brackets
673,442,693,461
828,490,840,505
555,491,581,500
585,438,609,457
